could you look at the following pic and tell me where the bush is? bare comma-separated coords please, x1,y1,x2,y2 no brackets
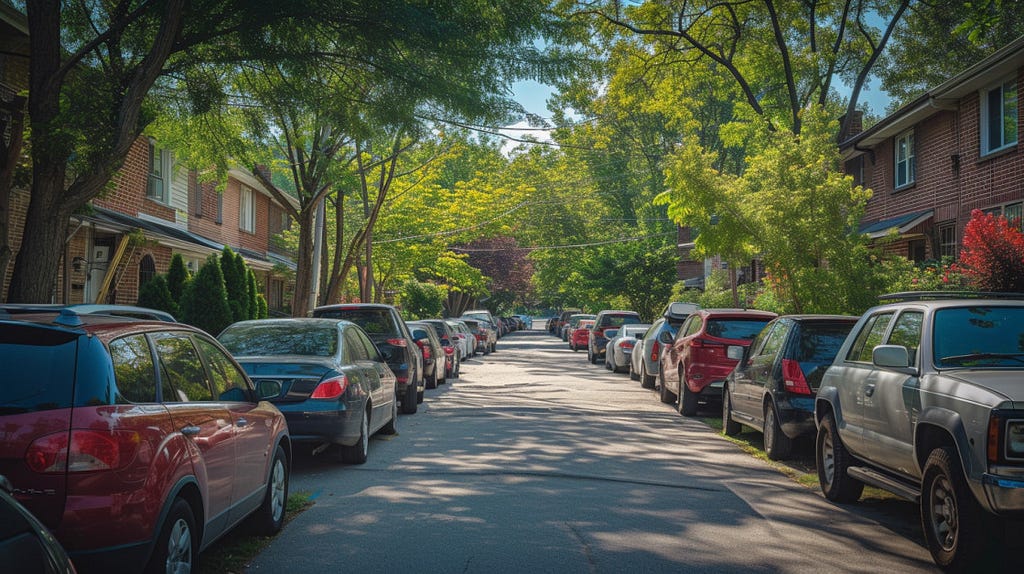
137,275,178,318
959,209,1024,292
399,280,445,319
167,253,190,306
180,255,233,335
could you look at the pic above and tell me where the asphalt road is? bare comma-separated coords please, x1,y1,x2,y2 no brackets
246,327,938,573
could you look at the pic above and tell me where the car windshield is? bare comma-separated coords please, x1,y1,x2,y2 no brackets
933,306,1024,368
705,318,772,341
601,314,640,327
315,309,395,336
219,323,338,357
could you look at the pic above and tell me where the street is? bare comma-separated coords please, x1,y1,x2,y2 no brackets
247,327,938,573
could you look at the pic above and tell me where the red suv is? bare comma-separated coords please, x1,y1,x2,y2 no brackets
657,308,777,416
0,307,291,573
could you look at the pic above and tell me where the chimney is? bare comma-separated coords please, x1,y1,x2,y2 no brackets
838,110,863,142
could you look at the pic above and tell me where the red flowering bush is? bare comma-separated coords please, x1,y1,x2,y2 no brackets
959,209,1024,292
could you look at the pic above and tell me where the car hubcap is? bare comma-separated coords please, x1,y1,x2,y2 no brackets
723,390,730,419
166,518,192,574
270,459,286,523
765,409,775,446
930,475,959,551
822,433,835,485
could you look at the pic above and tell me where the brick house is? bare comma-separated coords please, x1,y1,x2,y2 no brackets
841,35,1024,261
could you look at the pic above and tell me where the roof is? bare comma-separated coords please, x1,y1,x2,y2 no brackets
858,209,934,239
841,35,1024,157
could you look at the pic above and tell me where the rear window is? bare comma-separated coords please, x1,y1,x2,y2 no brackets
315,309,396,337
792,322,856,385
933,306,1024,368
599,314,641,328
219,323,339,357
0,324,79,413
704,319,772,341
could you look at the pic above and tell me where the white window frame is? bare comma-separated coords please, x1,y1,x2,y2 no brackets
239,185,255,233
894,129,915,190
147,140,170,204
980,77,1018,156
938,223,957,260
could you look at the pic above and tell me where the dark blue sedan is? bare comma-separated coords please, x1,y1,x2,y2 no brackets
219,318,397,464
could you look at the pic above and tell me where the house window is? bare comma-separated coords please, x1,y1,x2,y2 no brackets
139,254,156,287
240,186,255,233
908,239,926,263
846,155,865,188
981,78,1018,156
147,140,170,203
1004,202,1023,230
939,223,957,259
894,130,915,189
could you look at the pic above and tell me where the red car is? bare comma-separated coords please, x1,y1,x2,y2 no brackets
0,307,291,574
570,319,595,351
657,308,777,416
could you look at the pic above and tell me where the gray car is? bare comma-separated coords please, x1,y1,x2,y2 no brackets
605,324,651,373
814,293,1024,571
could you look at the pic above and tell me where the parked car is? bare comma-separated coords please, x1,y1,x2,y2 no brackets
722,315,857,460
218,318,397,464
570,319,595,352
407,321,447,388
630,304,698,389
0,309,291,574
0,475,77,573
605,324,651,373
461,318,492,355
446,319,477,359
312,303,424,414
420,319,462,379
814,293,1024,570
0,303,176,322
659,308,777,415
550,309,583,335
562,313,595,342
588,310,643,364
462,309,499,340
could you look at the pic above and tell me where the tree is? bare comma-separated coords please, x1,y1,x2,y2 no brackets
180,255,232,336
246,269,260,320
220,247,248,322
166,253,190,306
137,274,177,318
399,280,445,320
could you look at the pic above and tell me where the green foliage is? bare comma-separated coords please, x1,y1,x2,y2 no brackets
688,271,735,309
872,255,967,293
180,255,233,336
256,294,268,319
167,254,190,305
399,280,446,320
220,248,248,322
137,275,178,318
247,269,260,320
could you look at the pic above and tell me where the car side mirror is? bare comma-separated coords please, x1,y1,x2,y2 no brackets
255,380,282,401
658,332,673,344
873,345,917,375
726,345,745,361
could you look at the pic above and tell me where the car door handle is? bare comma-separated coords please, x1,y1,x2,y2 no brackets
181,425,201,436
236,418,248,427
865,384,876,397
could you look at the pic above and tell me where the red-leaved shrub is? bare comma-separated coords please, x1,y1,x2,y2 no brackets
959,209,1024,292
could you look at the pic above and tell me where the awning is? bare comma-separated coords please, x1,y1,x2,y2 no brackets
858,209,934,239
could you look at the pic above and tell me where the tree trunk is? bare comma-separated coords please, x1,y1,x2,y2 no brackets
0,95,26,295
290,207,316,316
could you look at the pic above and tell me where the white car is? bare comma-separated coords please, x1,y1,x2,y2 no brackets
446,319,477,358
605,324,651,373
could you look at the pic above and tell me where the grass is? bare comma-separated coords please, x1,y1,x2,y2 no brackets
199,491,314,574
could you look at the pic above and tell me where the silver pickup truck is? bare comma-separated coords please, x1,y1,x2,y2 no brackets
814,293,1024,572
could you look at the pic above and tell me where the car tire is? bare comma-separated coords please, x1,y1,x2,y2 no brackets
146,499,198,574
658,368,677,404
426,373,437,390
722,386,742,437
380,395,398,435
629,361,640,381
491,343,496,353
401,382,418,414
340,407,370,464
679,373,698,416
251,444,289,535
816,412,864,503
764,402,793,460
641,362,655,390
590,348,599,365
921,446,991,571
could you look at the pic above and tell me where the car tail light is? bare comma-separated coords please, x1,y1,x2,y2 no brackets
651,342,659,362
781,359,812,395
989,414,1002,463
444,346,455,356
415,340,432,360
386,338,407,347
311,375,349,399
26,430,140,473
621,340,635,349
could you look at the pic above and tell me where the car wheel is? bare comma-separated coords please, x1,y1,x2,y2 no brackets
764,402,793,460
251,444,289,535
401,382,418,414
641,362,655,390
679,373,698,416
340,407,370,464
491,343,496,353
605,355,613,370
816,412,864,502
380,395,398,435
417,389,424,403
145,499,198,574
658,367,677,404
629,361,640,381
921,446,991,570
722,386,742,437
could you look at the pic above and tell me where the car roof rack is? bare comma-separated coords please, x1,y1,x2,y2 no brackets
0,304,175,324
878,291,1024,302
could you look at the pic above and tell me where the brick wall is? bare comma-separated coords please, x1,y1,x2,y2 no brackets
93,139,176,221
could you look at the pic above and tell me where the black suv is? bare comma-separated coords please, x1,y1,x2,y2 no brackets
722,315,857,460
588,310,642,364
313,303,424,414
